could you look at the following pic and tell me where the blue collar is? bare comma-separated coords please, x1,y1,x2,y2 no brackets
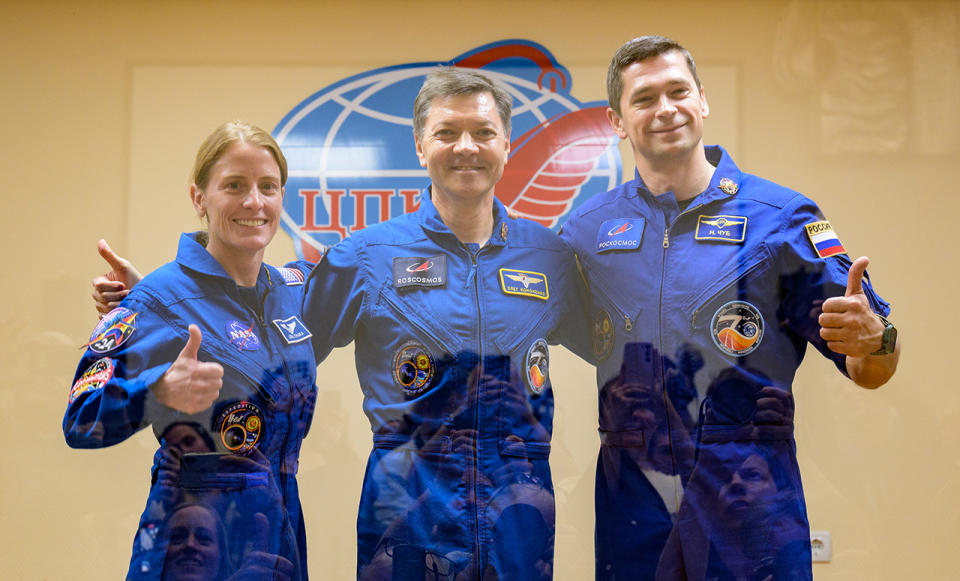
633,145,744,207
415,187,510,248
175,232,277,290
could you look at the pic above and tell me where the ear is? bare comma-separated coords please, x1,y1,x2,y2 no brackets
414,134,427,169
699,86,710,119
189,183,205,217
503,130,511,157
605,107,627,140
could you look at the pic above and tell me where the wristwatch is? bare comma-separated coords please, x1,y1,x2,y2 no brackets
870,314,897,355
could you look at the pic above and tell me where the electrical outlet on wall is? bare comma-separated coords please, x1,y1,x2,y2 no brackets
810,530,832,562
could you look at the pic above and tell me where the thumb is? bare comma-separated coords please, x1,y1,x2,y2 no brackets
179,324,203,360
97,239,127,272
845,256,869,297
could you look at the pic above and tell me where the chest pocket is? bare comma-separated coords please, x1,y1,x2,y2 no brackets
687,242,774,334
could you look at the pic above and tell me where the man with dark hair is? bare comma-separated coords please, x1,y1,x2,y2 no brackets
561,35,900,579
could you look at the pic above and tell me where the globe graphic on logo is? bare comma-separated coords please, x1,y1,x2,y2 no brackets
273,40,622,262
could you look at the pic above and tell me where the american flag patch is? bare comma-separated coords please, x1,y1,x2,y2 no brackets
804,221,846,258
278,267,305,286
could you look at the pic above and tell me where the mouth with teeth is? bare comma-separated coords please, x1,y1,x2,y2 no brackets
234,219,268,227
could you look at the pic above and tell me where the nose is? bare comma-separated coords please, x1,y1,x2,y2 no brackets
453,131,478,154
242,187,265,210
655,94,677,116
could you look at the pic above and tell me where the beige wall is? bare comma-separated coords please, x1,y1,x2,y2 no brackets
2,0,957,578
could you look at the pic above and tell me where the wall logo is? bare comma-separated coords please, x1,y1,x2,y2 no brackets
274,40,622,261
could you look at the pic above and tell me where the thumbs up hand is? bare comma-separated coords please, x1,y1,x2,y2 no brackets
153,325,224,414
818,256,885,357
92,239,143,318
227,512,295,581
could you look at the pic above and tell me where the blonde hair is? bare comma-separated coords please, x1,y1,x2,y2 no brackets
191,120,288,189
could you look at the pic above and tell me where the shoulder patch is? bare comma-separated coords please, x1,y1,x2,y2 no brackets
804,220,846,258
499,268,549,300
277,267,305,286
695,215,747,243
87,307,138,353
596,218,644,252
70,358,115,403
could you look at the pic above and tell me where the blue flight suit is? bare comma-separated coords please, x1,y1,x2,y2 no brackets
302,192,591,580
64,232,317,580
560,146,890,580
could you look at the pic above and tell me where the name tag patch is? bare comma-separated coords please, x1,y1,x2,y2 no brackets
499,268,549,300
272,316,312,344
695,215,747,243
596,218,644,252
394,256,447,289
804,220,846,258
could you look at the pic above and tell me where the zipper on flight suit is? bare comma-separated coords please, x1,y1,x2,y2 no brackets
464,242,488,572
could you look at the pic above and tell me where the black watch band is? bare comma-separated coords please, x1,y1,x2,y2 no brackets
870,314,897,356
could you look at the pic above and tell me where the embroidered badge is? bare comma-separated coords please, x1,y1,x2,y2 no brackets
524,339,550,395
695,215,747,243
394,256,447,289
225,321,260,351
499,268,549,300
69,358,115,403
500,222,508,241
88,307,138,353
278,267,305,286
216,401,264,454
596,218,644,252
393,341,435,395
272,316,312,344
593,309,614,362
711,301,764,357
718,177,739,195
804,220,846,258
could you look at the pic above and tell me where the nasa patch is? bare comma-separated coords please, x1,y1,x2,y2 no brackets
277,267,305,286
711,301,764,357
596,218,644,252
593,309,614,362
499,268,549,300
88,307,137,353
394,256,446,289
524,339,550,395
393,341,435,395
225,321,260,351
216,401,264,454
695,215,747,243
272,316,312,344
70,358,115,403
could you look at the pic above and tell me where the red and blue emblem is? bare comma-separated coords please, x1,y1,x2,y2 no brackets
70,358,115,403
88,307,137,353
273,40,622,261
804,220,846,258
225,320,260,351
597,218,645,252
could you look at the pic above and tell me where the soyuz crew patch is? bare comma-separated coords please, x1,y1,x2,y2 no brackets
272,316,312,344
225,321,260,351
695,215,747,243
70,357,115,403
804,220,846,258
394,256,447,289
278,267,305,286
711,301,764,357
596,218,644,252
88,307,137,353
216,401,264,454
393,341,435,395
593,309,614,362
524,339,550,395
499,268,549,300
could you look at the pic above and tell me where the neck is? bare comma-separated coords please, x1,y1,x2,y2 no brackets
634,143,715,200
206,241,264,287
431,189,496,246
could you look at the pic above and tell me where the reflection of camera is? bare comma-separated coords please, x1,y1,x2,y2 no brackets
179,452,226,488
391,544,426,581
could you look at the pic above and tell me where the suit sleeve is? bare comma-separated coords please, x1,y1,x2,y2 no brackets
62,293,179,448
301,236,366,363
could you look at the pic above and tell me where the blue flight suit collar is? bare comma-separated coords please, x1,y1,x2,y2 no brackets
415,187,511,248
632,145,745,212
174,232,280,292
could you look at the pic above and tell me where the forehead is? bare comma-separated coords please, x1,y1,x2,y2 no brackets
424,91,503,129
621,50,697,92
211,142,280,174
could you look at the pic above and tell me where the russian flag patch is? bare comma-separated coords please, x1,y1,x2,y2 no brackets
804,220,847,258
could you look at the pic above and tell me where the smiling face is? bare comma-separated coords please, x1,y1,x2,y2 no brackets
606,49,709,166
414,91,510,205
190,141,283,271
162,505,221,581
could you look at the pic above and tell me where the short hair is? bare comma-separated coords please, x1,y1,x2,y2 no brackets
191,120,288,189
607,35,702,114
413,67,512,140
